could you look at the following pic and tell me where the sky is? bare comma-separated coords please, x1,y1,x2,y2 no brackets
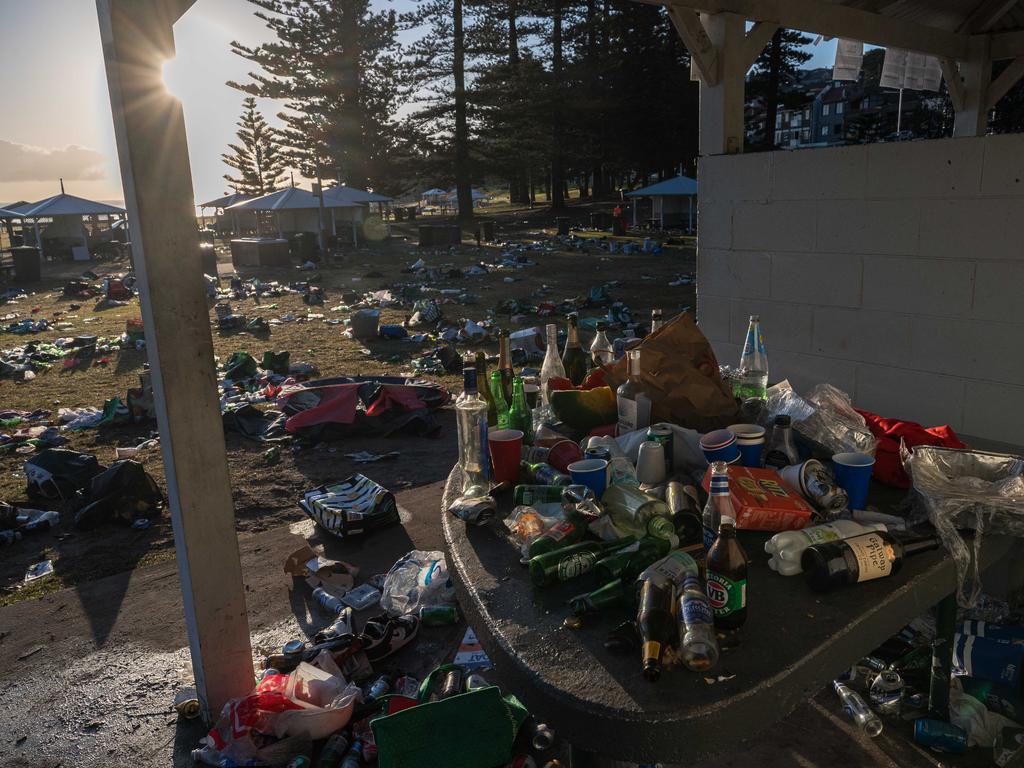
0,0,838,208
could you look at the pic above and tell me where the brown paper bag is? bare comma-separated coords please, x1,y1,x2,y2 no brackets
604,312,739,432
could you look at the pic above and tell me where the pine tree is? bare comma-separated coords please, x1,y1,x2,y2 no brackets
747,28,813,149
229,0,402,192
222,96,287,195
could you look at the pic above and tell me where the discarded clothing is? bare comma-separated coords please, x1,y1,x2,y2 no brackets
74,460,164,530
223,404,290,442
856,409,966,488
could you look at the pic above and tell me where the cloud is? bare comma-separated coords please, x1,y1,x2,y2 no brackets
0,140,106,182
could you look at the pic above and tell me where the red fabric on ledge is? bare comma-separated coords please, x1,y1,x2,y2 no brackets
854,408,966,488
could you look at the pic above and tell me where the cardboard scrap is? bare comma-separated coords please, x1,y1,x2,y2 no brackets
284,540,358,597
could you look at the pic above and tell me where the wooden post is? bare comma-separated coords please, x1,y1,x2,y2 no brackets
699,12,746,156
953,36,993,136
97,0,253,721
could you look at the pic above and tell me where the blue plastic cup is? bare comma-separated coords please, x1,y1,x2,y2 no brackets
832,452,875,510
700,429,740,465
728,423,766,468
569,459,609,499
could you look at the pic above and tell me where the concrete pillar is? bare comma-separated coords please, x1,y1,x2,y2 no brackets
699,12,746,156
97,0,253,721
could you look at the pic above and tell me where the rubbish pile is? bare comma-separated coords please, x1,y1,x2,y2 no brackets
191,541,558,768
441,305,1024,760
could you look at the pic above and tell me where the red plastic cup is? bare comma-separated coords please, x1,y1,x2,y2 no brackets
547,439,584,473
488,429,524,483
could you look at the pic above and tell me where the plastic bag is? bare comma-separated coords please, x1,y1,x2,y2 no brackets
950,676,1019,748
905,445,1024,607
202,659,359,765
379,549,456,617
766,381,876,457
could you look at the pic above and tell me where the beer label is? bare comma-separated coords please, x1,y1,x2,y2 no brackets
801,524,844,546
617,398,639,433
546,521,575,542
557,551,597,581
706,572,747,616
681,580,714,627
848,533,893,581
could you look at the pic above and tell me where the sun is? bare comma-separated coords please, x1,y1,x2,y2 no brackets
160,57,181,98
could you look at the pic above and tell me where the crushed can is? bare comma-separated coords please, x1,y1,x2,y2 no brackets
914,718,967,753
419,604,459,626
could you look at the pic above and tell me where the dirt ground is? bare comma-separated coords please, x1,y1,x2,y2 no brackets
0,204,696,603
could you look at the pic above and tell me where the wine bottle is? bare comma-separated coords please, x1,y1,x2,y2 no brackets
801,531,940,592
561,313,588,386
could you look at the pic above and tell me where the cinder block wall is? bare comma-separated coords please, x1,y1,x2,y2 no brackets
697,133,1024,444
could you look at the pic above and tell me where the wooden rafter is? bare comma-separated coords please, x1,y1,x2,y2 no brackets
743,21,781,68
988,55,1024,106
668,7,721,85
990,29,1024,59
938,57,966,111
958,0,1019,33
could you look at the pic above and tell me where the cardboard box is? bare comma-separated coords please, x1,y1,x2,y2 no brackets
283,540,359,597
701,465,814,532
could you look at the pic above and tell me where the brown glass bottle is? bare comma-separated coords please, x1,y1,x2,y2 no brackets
497,329,514,403
561,314,588,386
801,531,940,592
637,577,677,682
705,517,748,631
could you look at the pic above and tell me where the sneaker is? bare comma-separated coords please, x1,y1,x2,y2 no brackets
359,613,420,663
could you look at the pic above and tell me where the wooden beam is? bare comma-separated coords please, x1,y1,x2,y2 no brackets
958,0,1018,33
990,30,1024,60
699,11,746,155
668,6,720,85
742,21,780,69
97,0,253,721
988,55,1024,107
650,0,970,59
938,57,966,112
954,35,993,136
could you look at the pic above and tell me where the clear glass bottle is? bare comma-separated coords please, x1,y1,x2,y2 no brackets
561,313,588,386
489,370,510,429
834,680,883,737
737,314,768,401
702,461,735,554
616,349,651,434
589,321,614,367
474,351,497,427
539,323,566,405
678,574,720,671
763,415,799,469
650,308,664,334
456,363,490,497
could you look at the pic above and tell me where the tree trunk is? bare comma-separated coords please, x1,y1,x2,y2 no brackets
579,172,589,200
338,1,368,188
550,0,566,211
544,168,552,201
763,28,782,151
507,0,526,204
453,0,473,221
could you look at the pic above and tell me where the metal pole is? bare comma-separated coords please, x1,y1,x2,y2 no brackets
896,87,904,134
928,593,957,720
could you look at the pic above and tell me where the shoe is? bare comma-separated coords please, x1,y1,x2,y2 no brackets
359,613,420,663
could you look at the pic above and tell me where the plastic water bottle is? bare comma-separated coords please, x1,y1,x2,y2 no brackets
456,363,491,497
678,575,720,671
834,680,883,737
312,587,345,615
737,314,768,401
765,520,887,576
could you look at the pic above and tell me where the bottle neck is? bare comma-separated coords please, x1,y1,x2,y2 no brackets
628,354,641,380
900,536,941,557
498,336,510,367
463,367,477,395
710,473,729,496
566,321,580,346
546,326,558,350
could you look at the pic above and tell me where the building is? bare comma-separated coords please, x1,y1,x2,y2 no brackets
775,105,812,148
810,82,850,144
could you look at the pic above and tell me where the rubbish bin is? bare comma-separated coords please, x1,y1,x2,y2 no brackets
418,225,435,247
478,220,496,242
11,246,41,283
199,243,217,276
556,217,571,236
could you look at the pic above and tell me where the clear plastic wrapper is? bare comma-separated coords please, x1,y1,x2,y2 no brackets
903,444,1024,607
766,381,876,457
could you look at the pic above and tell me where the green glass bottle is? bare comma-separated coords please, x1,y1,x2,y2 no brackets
475,351,498,427
490,370,510,429
527,517,587,559
561,313,589,386
569,579,632,616
529,537,636,587
508,377,533,445
593,536,673,583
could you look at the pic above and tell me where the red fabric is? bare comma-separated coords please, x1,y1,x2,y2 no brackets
366,384,428,418
283,384,360,433
855,408,966,488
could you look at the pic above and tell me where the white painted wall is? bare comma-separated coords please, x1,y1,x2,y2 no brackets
697,133,1024,444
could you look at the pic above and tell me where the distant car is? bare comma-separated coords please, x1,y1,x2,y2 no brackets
883,130,915,142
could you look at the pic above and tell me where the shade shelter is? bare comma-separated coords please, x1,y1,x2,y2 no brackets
17,191,126,260
324,184,394,231
420,187,447,207
226,185,363,243
625,174,699,231
95,0,1024,728
198,192,253,234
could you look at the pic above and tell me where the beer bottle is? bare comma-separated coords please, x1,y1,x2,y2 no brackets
561,313,588,386
678,575,720,671
801,531,940,593
593,536,673,583
529,537,636,587
475,351,498,427
489,370,511,429
702,462,735,555
527,517,587,559
497,329,514,402
508,377,533,445
637,577,676,682
569,579,632,616
705,517,748,631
